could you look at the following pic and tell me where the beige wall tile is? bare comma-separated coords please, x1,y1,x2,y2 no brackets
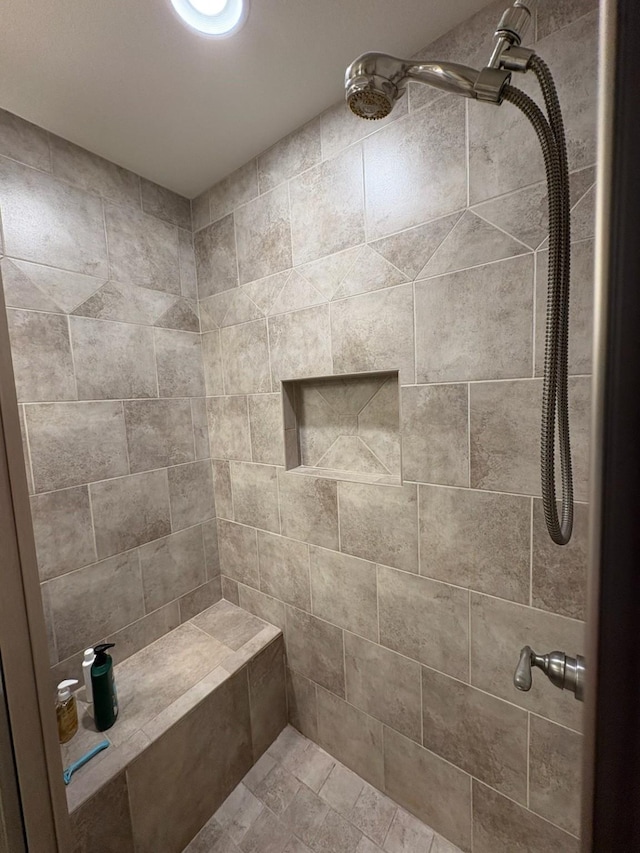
320,97,408,162
285,607,345,697
178,227,198,299
217,519,259,588
309,547,377,642
331,285,415,385
30,485,96,580
0,108,51,170
221,319,272,394
70,316,156,400
7,309,76,402
71,278,175,326
287,668,318,741
289,145,364,265
48,550,143,659
472,780,580,853
203,518,220,578
25,400,129,492
364,98,466,240
235,184,292,285
139,525,206,612
268,305,332,384
278,470,339,550
238,584,286,630
168,460,216,530
0,156,108,276
529,715,582,836
415,256,534,383
194,213,238,298
249,394,285,465
419,485,530,603
258,531,310,610
202,330,224,396
230,462,279,533
70,773,135,853
50,134,140,208
128,670,253,853
191,397,211,461
154,328,205,398
258,118,322,194
91,470,171,558
383,727,471,851
401,385,469,487
338,482,418,574
208,396,252,461
249,636,287,759
107,601,180,667
421,666,528,802
317,687,384,790
532,499,588,620
537,0,598,39
345,633,421,743
212,460,234,519
209,160,259,224
378,566,469,680
178,578,222,623
124,398,194,473
140,178,191,229
470,593,584,731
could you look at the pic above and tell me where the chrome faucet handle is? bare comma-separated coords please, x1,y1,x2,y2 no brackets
514,646,585,701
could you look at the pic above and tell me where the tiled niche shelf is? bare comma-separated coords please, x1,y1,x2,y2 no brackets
282,371,401,486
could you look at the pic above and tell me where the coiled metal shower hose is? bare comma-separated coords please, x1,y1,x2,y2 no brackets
503,58,574,545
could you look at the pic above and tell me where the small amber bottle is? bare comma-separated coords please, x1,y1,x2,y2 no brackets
56,679,79,744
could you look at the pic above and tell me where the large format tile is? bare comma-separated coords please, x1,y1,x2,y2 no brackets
331,285,415,385
269,305,332,385
208,160,259,225
248,636,287,760
128,670,253,853
258,532,311,611
25,401,129,492
0,156,108,276
0,108,50,170
30,485,96,581
383,727,471,852
194,214,238,299
309,547,377,642
217,519,259,588
124,399,194,473
202,330,224,396
472,781,580,853
421,666,528,802
378,565,469,680
470,593,585,731
48,551,143,659
249,394,285,465
140,178,191,229
167,460,216,530
532,499,588,620
179,228,198,299
289,146,364,265
529,715,582,836
320,97,408,162
414,256,534,383
193,600,267,651
0,256,103,314
400,385,469,487
208,396,252,461
316,688,384,790
338,482,418,574
71,278,176,326
70,317,156,400
154,328,205,398
235,184,292,284
229,462,279,533
285,607,345,698
278,470,339,550
104,203,180,294
7,309,76,402
139,525,206,612
91,470,171,558
70,773,135,853
419,485,530,603
364,98,466,240
220,319,271,394
345,633,421,743
50,135,140,207
258,118,322,193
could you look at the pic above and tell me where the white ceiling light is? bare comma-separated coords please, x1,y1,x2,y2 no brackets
169,0,249,36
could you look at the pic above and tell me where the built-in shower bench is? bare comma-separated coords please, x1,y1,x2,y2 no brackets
62,600,286,853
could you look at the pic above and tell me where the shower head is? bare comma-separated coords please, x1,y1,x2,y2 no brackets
345,52,510,119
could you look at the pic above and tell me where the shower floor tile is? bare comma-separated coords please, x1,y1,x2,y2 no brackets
183,726,463,853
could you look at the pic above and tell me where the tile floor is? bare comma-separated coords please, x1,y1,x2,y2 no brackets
183,725,463,853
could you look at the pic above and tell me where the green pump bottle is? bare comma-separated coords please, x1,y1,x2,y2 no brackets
91,643,118,732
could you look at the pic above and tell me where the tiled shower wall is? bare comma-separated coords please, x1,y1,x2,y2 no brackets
0,119,221,683
194,0,598,850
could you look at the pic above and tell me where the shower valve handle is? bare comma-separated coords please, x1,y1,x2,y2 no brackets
514,646,585,701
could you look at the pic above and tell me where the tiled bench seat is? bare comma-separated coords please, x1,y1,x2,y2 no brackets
63,600,286,853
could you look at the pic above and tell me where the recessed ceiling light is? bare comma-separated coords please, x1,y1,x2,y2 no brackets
169,0,249,37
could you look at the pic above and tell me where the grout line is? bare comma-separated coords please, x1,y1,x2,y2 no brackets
467,382,472,489
526,711,531,808
529,497,534,607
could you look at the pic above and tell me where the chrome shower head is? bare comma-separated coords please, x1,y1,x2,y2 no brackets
345,52,511,120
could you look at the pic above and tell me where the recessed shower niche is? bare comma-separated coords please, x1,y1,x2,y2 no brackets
282,371,401,485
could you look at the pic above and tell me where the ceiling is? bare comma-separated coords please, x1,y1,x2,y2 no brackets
0,0,490,198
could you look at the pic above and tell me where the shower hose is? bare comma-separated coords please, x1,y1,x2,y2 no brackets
502,56,574,545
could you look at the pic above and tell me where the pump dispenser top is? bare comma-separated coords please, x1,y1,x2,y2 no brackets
91,643,118,732
56,679,79,743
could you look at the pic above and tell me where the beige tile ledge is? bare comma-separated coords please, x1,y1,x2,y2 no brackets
62,599,281,813
290,465,401,487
